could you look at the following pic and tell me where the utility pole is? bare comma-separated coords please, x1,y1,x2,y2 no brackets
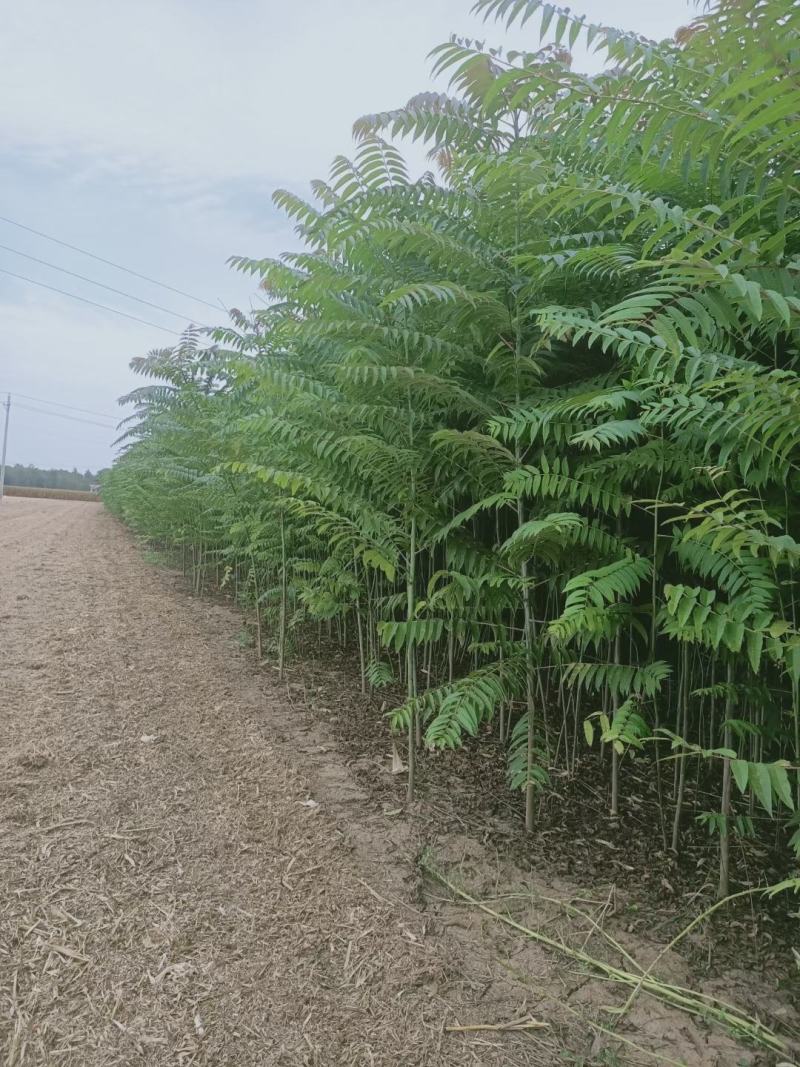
0,394,10,503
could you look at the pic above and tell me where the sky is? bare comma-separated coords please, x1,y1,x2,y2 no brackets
0,0,694,472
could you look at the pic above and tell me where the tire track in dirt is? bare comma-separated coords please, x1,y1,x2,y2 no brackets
0,498,562,1067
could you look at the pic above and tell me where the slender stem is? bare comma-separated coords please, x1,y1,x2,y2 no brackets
718,661,735,900
278,511,287,681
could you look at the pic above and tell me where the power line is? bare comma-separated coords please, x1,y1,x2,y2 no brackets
0,267,182,335
14,401,117,430
0,241,209,327
1,392,119,421
0,213,225,313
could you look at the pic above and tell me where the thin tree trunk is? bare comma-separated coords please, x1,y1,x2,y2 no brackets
718,662,735,900
671,644,690,852
518,504,537,833
651,435,667,846
251,558,263,664
406,512,417,803
355,597,366,694
610,629,622,819
278,512,287,681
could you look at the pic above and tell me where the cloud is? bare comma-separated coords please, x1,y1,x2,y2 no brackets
2,0,440,185
0,0,693,470
0,0,691,187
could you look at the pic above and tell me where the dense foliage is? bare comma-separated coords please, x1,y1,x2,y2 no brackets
104,0,800,900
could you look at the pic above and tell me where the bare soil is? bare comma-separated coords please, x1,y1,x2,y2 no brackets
1,498,796,1067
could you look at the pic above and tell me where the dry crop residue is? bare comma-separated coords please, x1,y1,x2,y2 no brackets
0,498,563,1066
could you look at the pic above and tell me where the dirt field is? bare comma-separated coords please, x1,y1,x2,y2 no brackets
0,497,560,1066
0,498,794,1067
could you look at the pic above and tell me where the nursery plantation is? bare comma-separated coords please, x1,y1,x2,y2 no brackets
104,0,800,917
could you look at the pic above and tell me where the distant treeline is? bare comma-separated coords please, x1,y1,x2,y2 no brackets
4,464,107,491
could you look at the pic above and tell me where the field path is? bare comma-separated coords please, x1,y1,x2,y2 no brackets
0,498,556,1067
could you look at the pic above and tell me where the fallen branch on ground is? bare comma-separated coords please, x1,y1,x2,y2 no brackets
446,1016,548,1032
421,857,787,1056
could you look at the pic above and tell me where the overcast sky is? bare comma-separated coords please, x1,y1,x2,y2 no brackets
0,0,693,472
